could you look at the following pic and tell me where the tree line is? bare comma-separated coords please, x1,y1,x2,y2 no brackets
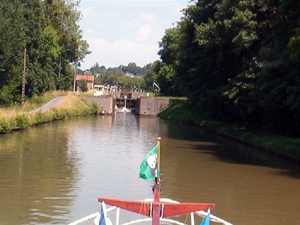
2,0,300,137
154,0,300,137
0,0,90,104
82,62,155,91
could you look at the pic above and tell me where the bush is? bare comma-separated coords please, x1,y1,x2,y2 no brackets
51,108,68,120
0,119,13,133
33,112,50,124
15,114,30,129
90,102,98,115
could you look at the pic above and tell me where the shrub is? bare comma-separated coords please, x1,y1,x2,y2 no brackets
0,119,13,133
50,108,68,120
90,102,99,115
34,112,46,124
15,114,30,129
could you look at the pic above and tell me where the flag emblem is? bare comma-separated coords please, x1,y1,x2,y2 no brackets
139,144,159,180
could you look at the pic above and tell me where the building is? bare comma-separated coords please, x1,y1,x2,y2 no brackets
75,75,94,91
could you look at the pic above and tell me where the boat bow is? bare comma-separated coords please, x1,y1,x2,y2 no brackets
98,197,215,217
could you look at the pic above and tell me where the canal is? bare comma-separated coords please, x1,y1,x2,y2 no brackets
0,113,299,225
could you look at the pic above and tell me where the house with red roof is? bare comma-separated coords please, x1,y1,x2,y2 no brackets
75,75,94,91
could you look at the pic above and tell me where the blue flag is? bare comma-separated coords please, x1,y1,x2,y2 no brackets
200,211,210,225
99,205,106,225
139,144,159,180
92,205,106,225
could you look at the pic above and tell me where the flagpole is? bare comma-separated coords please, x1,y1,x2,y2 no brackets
157,137,161,176
152,137,161,225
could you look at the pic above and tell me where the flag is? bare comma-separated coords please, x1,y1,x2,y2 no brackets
99,205,106,225
200,210,210,225
93,204,106,225
139,144,159,180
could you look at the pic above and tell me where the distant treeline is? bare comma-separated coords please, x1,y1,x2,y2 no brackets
83,62,149,77
78,62,155,91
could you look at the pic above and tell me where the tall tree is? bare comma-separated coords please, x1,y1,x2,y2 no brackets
0,0,91,105
0,1,27,104
158,0,300,135
157,27,184,96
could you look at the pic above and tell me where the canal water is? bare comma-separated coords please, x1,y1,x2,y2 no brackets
0,113,299,225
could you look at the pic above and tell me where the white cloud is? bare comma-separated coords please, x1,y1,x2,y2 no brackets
80,37,158,68
79,6,96,19
78,0,189,69
140,12,158,23
135,25,151,41
85,28,96,35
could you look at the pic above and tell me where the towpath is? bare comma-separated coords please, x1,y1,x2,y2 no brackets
29,96,66,113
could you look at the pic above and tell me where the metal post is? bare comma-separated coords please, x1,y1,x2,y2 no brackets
73,63,77,92
58,54,61,78
22,48,26,110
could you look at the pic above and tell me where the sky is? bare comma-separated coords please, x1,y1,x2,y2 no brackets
77,0,190,70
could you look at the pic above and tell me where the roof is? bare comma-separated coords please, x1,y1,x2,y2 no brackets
76,75,94,81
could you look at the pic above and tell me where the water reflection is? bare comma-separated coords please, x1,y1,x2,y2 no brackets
0,124,79,225
163,121,300,178
0,114,299,225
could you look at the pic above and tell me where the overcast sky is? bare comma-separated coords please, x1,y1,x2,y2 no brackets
77,0,189,70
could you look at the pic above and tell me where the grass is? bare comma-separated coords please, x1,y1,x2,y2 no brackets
0,91,98,134
24,91,69,111
0,91,69,119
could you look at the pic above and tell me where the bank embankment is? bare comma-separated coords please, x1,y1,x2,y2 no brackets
157,99,300,163
0,93,98,134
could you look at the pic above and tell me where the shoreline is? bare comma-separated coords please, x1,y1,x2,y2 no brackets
157,99,300,164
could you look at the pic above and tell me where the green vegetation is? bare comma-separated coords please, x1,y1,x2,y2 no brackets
0,0,90,105
88,62,148,77
158,99,300,162
0,92,98,134
1,0,300,157
155,0,300,137
89,63,150,91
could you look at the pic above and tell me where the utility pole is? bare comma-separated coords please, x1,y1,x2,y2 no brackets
73,63,77,92
22,48,26,110
58,54,61,78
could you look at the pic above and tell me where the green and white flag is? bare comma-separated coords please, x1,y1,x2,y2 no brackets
139,144,159,180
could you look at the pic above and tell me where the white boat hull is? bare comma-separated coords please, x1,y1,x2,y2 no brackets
69,198,232,225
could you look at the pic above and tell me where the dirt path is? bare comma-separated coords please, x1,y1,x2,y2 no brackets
29,96,66,113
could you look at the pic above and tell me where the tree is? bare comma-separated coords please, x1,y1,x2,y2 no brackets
169,0,300,135
143,62,157,91
0,0,91,104
0,1,26,104
157,28,185,96
84,70,92,75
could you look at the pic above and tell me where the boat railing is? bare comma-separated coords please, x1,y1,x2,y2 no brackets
68,212,98,225
68,198,233,225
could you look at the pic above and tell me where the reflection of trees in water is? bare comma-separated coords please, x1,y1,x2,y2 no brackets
0,121,79,224
164,121,300,178
1,116,300,225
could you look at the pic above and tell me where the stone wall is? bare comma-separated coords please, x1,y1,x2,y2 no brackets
82,96,114,114
82,96,170,116
135,97,170,116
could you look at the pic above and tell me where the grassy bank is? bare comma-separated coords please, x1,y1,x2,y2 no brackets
0,91,98,134
157,99,300,163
